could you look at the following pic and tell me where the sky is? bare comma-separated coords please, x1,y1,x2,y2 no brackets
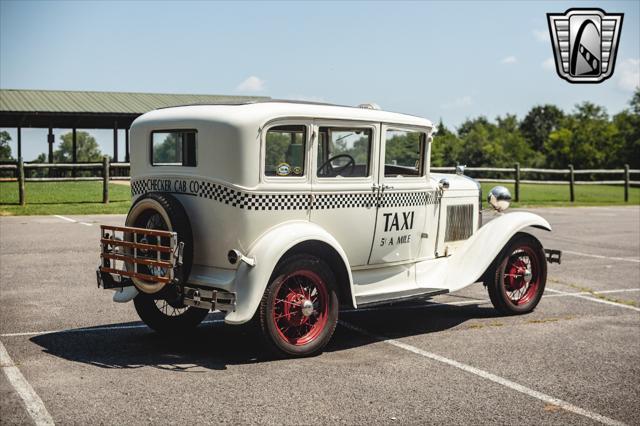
0,0,638,161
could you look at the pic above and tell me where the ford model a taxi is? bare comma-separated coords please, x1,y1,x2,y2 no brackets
97,101,560,357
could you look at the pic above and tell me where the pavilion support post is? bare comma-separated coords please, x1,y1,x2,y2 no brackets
18,158,25,206
72,128,77,178
103,156,110,204
113,122,118,163
47,128,54,178
125,128,130,163
17,127,22,162
47,128,54,163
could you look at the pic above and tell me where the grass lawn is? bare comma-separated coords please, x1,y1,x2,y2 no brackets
0,180,637,216
0,181,131,215
480,182,640,207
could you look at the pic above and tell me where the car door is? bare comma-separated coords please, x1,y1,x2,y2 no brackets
310,120,379,267
368,124,432,265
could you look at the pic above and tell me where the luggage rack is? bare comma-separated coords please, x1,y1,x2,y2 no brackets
97,224,183,288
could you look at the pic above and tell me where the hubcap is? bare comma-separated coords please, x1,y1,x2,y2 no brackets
301,300,314,317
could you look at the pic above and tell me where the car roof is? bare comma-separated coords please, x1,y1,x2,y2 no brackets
138,100,433,130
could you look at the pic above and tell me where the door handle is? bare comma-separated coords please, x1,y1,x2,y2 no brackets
381,184,394,191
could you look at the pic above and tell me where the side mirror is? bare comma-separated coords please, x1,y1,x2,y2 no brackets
487,186,512,212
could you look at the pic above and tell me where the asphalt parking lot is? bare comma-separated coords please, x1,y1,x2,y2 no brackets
1,206,639,425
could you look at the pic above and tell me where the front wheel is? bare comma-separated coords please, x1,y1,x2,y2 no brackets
486,233,547,315
259,255,339,358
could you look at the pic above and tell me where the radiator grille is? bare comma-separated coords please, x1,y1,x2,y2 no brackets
445,204,474,242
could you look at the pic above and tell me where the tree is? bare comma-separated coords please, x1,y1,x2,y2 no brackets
54,131,103,162
630,87,640,115
33,153,47,163
520,105,564,152
0,131,13,161
431,119,463,167
450,115,535,167
545,102,618,169
611,88,640,168
495,114,543,166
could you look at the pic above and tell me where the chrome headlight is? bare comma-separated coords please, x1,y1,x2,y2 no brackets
487,186,512,212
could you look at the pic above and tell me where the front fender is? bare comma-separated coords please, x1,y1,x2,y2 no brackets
224,221,354,325
444,211,551,291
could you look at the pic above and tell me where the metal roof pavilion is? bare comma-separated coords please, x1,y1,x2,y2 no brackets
0,89,268,162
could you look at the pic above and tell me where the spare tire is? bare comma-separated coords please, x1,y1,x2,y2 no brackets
125,192,193,294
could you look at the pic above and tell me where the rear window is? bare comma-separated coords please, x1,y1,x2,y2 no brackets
151,130,197,166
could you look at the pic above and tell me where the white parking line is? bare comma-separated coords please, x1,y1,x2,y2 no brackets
339,321,626,426
593,288,640,294
0,340,55,426
563,250,640,264
545,288,640,312
545,288,640,298
52,214,92,226
52,214,75,223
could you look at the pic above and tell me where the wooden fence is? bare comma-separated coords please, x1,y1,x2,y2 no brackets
0,158,129,205
0,159,638,206
432,164,638,202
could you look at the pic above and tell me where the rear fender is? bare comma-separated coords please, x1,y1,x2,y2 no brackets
444,212,551,291
224,221,354,324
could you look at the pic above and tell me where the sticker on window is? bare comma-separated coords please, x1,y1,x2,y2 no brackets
276,163,291,176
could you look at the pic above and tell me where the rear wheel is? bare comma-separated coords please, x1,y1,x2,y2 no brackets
134,292,209,334
486,233,547,315
259,255,339,357
127,193,207,333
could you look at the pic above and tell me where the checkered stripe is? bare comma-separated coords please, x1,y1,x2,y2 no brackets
131,179,440,210
313,193,377,209
130,180,147,197
379,191,439,208
198,181,310,210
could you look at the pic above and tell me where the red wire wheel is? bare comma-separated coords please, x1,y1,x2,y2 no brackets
259,255,339,357
487,233,547,315
271,270,329,346
503,246,541,306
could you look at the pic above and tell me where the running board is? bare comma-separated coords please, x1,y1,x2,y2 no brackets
355,288,449,308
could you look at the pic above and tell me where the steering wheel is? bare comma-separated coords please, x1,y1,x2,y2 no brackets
317,154,356,177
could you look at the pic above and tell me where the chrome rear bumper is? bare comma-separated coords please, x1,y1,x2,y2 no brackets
183,286,236,312
545,249,562,264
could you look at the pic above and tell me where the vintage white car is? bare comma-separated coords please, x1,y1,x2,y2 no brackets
97,101,561,357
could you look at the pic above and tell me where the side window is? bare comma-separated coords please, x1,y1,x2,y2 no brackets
151,130,197,166
384,129,425,177
317,127,372,178
265,125,306,177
